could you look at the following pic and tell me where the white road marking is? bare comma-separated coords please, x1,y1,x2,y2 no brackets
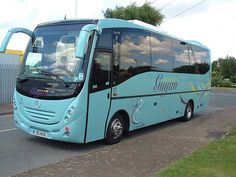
0,128,17,133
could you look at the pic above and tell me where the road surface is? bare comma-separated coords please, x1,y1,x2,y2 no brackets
0,90,236,177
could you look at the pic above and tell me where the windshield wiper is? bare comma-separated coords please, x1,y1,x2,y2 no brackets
17,76,40,83
34,68,69,87
17,77,29,83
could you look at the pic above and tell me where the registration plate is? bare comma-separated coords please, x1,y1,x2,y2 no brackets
32,129,48,138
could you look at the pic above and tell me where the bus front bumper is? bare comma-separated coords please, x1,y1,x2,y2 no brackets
13,111,86,143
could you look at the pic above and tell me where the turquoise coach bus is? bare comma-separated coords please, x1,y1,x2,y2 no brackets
0,19,211,144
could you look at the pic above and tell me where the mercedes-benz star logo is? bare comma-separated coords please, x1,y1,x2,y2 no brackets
35,100,41,108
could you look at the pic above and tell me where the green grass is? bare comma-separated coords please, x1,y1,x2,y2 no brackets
154,127,236,177
211,87,236,92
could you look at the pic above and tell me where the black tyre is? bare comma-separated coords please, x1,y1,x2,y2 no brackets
105,114,124,145
181,101,194,122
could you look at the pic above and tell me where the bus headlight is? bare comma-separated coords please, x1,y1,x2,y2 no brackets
68,106,75,115
65,116,70,121
13,98,17,110
68,110,73,115
64,106,75,122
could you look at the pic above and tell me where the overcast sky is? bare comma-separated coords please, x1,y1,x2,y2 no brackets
0,0,235,61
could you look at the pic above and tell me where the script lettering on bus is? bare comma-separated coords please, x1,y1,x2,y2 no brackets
30,87,49,98
153,74,178,93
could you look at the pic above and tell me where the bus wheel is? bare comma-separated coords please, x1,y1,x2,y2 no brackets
181,101,194,122
105,114,124,145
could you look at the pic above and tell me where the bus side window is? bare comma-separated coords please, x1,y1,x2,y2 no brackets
173,40,191,73
90,51,111,92
191,45,210,74
199,48,210,74
113,28,152,85
96,29,112,49
151,33,173,72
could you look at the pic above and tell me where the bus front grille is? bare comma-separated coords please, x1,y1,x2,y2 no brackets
24,107,56,124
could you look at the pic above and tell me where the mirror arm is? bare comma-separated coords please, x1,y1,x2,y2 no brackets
0,27,33,53
75,24,102,58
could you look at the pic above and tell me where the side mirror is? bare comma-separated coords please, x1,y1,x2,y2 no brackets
0,27,33,53
75,24,101,58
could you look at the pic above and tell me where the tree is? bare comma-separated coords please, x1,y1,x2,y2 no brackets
103,2,164,26
211,56,236,87
218,56,236,79
212,60,218,73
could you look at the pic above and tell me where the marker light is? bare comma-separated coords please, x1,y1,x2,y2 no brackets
65,126,70,136
65,126,70,132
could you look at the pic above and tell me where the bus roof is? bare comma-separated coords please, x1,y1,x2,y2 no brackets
37,19,98,27
36,18,209,50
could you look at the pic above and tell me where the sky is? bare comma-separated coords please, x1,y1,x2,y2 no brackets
0,0,235,61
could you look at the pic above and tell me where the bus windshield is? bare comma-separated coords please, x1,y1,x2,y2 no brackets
19,24,89,84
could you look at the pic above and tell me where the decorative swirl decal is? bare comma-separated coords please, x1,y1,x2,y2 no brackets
131,98,143,124
183,80,211,107
179,95,188,105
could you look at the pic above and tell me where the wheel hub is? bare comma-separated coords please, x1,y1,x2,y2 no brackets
111,119,123,139
186,105,192,119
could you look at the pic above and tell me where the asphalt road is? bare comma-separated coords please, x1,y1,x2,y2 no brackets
1,90,236,177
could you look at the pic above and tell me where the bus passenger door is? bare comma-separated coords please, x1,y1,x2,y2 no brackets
86,50,112,142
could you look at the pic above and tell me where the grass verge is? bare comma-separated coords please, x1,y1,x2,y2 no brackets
211,87,236,92
154,127,236,177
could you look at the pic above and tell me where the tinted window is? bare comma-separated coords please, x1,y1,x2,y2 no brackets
200,48,210,74
190,45,210,74
113,29,151,85
96,29,112,49
120,29,151,72
91,51,111,92
173,40,191,73
151,33,173,72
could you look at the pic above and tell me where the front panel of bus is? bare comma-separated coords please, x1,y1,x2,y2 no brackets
13,22,97,143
